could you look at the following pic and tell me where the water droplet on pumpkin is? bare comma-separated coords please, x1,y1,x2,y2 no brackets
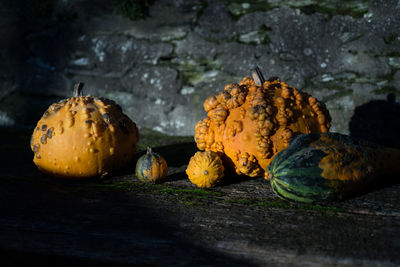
41,124,47,131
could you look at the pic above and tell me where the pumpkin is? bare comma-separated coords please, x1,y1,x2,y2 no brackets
30,82,139,178
135,147,168,183
267,132,400,203
194,67,331,179
186,151,224,188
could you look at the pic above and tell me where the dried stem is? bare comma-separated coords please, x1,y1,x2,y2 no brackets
251,66,265,86
74,82,85,97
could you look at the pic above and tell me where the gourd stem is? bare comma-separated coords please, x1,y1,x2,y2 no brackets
74,82,85,97
147,147,152,154
251,66,265,86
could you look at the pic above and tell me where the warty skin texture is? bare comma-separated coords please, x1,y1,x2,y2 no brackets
31,94,139,179
194,75,331,179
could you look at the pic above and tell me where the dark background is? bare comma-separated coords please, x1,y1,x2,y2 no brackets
0,0,399,140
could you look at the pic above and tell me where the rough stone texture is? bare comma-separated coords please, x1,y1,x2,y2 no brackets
0,0,399,137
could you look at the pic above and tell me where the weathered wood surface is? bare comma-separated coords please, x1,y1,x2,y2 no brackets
1,128,399,266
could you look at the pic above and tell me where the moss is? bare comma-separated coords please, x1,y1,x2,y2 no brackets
299,0,369,18
373,86,399,95
92,179,226,207
222,0,369,19
113,0,154,20
94,180,344,212
94,179,225,196
224,197,344,212
238,25,272,45
322,89,353,102
174,57,222,87
223,0,271,20
136,127,193,151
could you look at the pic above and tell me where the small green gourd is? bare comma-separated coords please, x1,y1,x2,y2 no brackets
136,147,168,183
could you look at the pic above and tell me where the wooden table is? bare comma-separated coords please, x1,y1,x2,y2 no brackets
1,128,399,266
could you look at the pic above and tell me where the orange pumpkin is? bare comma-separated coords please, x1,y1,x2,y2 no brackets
194,67,331,179
186,151,225,188
30,83,139,178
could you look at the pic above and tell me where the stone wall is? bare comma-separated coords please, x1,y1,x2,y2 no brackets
1,0,399,139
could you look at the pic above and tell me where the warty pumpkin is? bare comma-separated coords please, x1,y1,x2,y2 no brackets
186,151,225,188
136,147,168,183
267,132,400,203
194,67,331,179
30,83,139,178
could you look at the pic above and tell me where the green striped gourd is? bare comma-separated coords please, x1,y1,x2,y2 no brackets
267,132,400,203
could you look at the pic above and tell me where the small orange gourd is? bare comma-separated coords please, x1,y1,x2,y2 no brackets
30,83,139,178
186,151,225,188
194,67,331,179
135,147,168,183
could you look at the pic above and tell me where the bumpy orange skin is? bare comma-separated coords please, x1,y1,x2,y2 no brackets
31,96,139,178
186,151,225,188
194,76,331,179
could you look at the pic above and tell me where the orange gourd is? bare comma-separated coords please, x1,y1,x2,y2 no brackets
186,151,225,188
30,83,139,178
194,67,331,179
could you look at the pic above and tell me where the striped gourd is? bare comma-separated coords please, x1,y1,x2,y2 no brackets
136,147,168,183
266,132,400,203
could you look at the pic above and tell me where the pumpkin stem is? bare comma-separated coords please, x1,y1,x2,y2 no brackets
74,82,85,97
251,66,265,86
146,147,152,154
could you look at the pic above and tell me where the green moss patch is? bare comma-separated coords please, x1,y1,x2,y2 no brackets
113,0,154,20
224,197,344,212
136,127,193,152
223,0,369,19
